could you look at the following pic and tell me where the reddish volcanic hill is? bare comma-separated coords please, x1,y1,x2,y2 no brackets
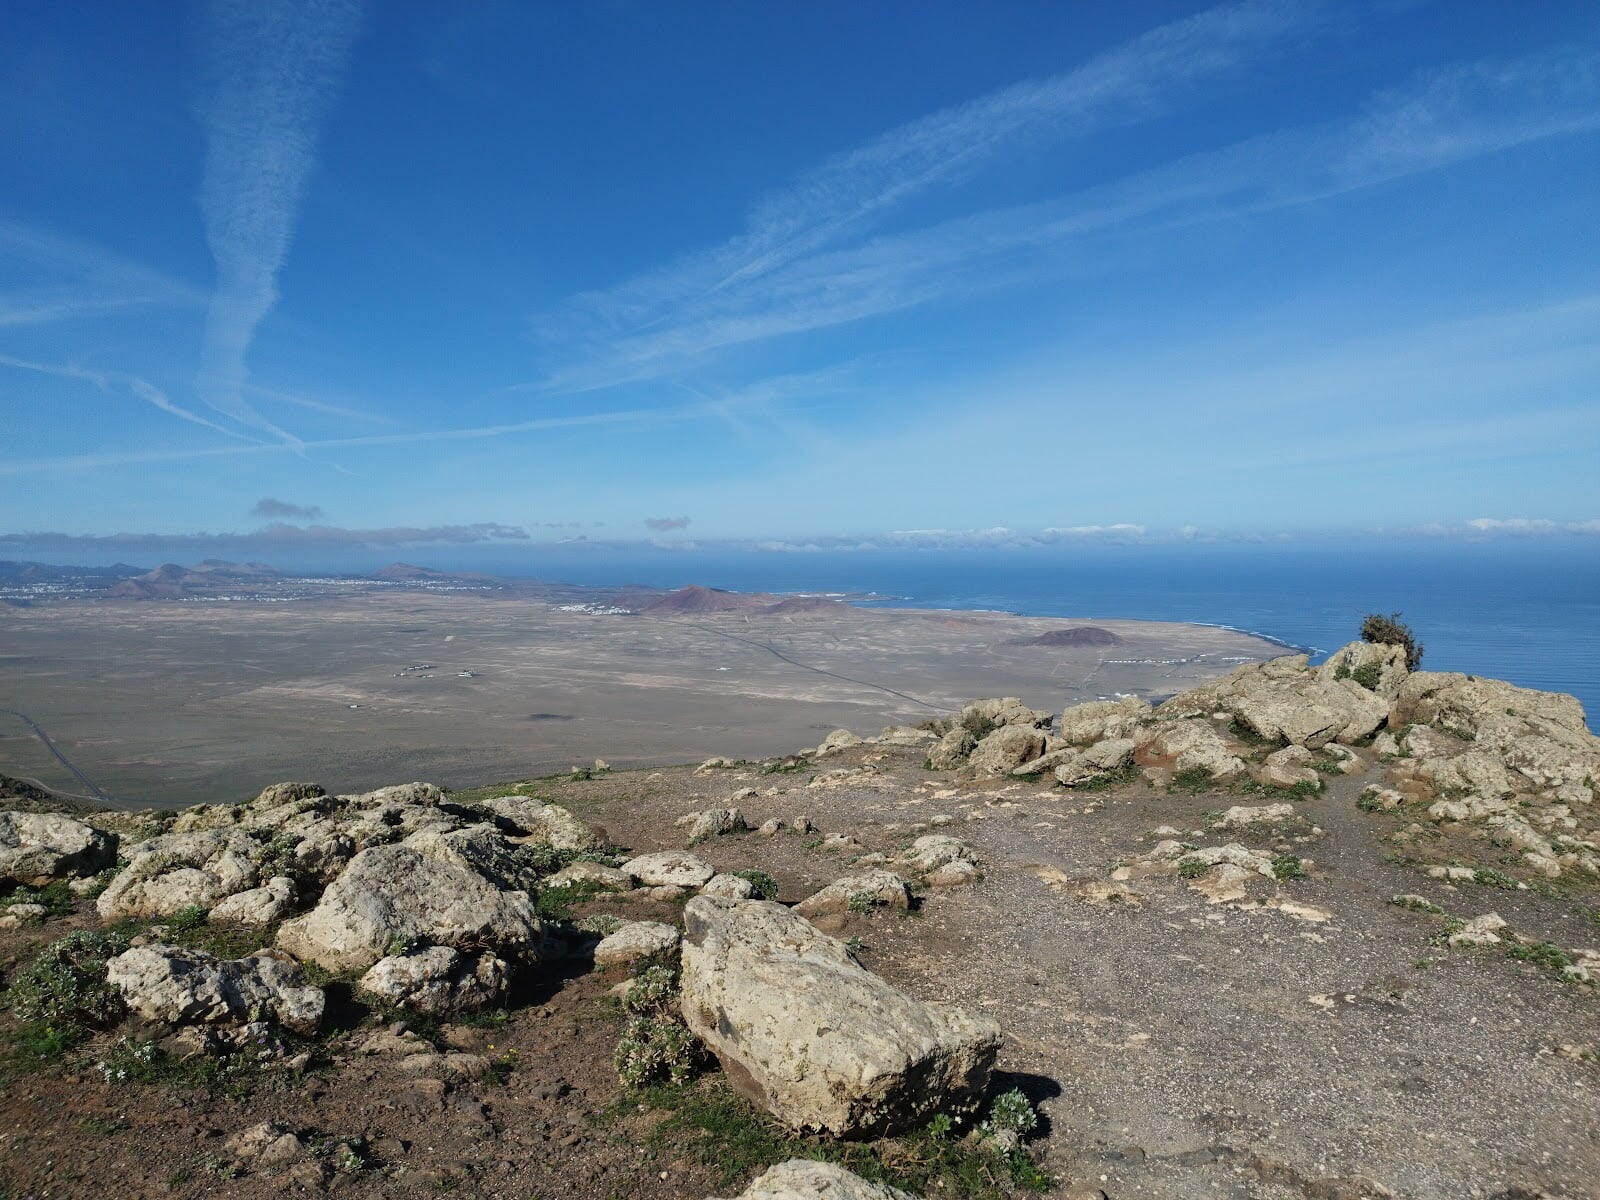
638,585,778,614
1012,625,1124,647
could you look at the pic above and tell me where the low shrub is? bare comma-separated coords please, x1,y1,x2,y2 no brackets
1361,612,1423,670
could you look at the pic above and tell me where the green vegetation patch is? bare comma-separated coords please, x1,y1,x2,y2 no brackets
619,1080,1049,1197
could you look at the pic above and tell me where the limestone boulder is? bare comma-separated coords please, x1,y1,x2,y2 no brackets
209,876,296,926
0,812,116,886
106,944,324,1035
593,921,681,968
622,850,715,889
1391,672,1589,740
816,729,865,756
1049,737,1136,786
1058,697,1152,745
484,799,608,853
676,808,748,843
96,829,264,920
1314,641,1409,699
358,946,509,1015
893,835,977,879
926,728,977,770
710,1160,921,1200
1160,655,1388,747
546,860,632,891
957,697,1051,737
794,870,911,920
404,823,546,892
702,873,757,899
680,898,999,1136
1255,745,1320,789
1138,720,1247,782
275,845,547,973
967,725,1047,776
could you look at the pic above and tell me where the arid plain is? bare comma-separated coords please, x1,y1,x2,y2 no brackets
0,588,1285,808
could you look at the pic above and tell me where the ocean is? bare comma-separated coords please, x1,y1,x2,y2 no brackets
479,539,1600,727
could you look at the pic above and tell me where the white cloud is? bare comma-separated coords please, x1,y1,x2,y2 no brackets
0,353,250,439
1465,517,1600,536
527,0,1330,393
528,42,1600,394
193,0,364,444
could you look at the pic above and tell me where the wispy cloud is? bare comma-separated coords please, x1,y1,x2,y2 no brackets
644,516,691,532
0,353,251,439
531,40,1600,394
0,217,206,325
0,522,529,554
251,497,324,520
536,1,1326,353
193,0,364,443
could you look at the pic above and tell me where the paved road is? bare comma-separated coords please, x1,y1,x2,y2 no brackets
0,707,114,803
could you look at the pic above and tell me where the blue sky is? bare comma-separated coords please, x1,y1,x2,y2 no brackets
2,0,1598,563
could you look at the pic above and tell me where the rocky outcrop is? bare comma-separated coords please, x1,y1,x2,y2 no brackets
276,845,547,973
926,728,977,770
1136,720,1247,782
956,697,1051,737
0,812,116,886
711,1160,921,1200
967,725,1047,776
679,897,1000,1136
483,798,609,852
1160,650,1389,747
97,829,266,919
1049,737,1136,786
107,944,324,1035
358,946,509,1015
1058,697,1151,745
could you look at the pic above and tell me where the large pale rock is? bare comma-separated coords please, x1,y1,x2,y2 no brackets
1392,672,1589,739
546,860,632,891
0,812,116,886
702,872,757,899
1138,720,1247,781
679,897,1000,1136
107,944,324,1034
622,850,715,889
593,921,681,967
404,823,545,892
967,725,1047,776
816,729,866,756
676,808,748,843
1255,745,1320,789
253,782,327,807
209,876,296,926
479,795,609,853
710,1160,921,1200
793,870,911,920
1049,737,1136,786
358,946,508,1015
1160,655,1388,747
926,728,977,769
96,829,263,919
957,697,1051,737
275,845,547,972
1058,697,1152,745
892,835,977,878
1315,641,1409,699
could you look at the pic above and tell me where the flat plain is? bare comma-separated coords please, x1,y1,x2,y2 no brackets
0,591,1284,808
